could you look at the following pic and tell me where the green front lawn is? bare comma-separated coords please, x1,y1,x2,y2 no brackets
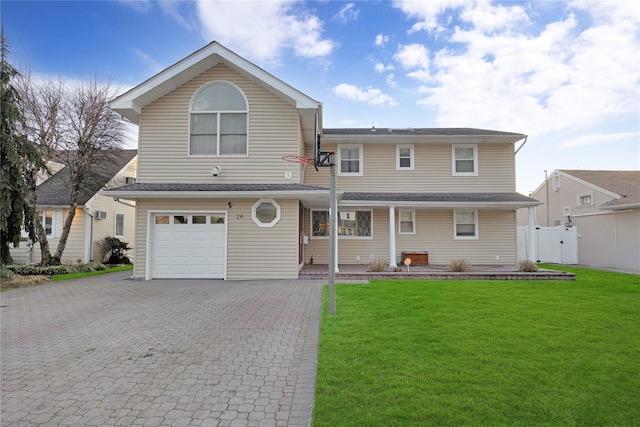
314,267,639,426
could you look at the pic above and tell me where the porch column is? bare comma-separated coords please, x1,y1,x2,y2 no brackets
389,206,396,268
527,206,537,262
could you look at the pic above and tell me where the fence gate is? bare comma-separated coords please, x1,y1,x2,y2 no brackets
517,226,578,264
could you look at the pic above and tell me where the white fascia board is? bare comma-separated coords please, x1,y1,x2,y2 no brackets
339,200,541,209
600,202,640,211
322,134,525,145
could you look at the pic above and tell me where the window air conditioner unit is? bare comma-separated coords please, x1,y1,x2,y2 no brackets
96,210,107,220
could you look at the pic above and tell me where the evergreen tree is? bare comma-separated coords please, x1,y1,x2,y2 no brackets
0,29,43,264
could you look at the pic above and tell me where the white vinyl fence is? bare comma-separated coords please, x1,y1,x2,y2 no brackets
518,225,578,264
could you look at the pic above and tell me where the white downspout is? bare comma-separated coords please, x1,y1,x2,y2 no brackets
83,207,94,262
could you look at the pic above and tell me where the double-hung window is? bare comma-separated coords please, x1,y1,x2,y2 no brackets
398,209,415,234
454,210,478,239
578,193,593,206
39,210,53,236
190,82,248,156
115,213,125,237
396,145,414,170
452,145,478,176
338,144,363,176
311,209,372,238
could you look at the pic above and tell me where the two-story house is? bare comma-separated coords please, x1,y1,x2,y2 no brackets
106,42,540,280
519,169,640,273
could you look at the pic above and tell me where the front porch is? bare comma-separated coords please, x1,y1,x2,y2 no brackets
299,263,575,281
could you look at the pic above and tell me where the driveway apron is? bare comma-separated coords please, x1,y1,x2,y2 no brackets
1,272,323,427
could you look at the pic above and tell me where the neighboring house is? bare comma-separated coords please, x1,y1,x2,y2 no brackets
10,150,138,265
106,42,540,280
518,169,640,273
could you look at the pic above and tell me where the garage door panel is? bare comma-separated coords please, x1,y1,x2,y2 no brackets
151,213,226,279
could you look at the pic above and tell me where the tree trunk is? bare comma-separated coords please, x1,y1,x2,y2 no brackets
51,181,80,265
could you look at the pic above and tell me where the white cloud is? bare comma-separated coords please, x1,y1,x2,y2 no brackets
394,44,430,81
131,48,165,74
334,83,398,106
375,34,389,46
398,1,639,138
386,73,397,88
196,0,336,64
374,63,394,73
560,132,639,148
393,0,469,32
333,3,359,23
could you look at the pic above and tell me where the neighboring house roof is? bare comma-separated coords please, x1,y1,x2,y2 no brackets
109,41,321,144
342,192,540,208
37,149,138,207
559,170,640,210
323,127,527,145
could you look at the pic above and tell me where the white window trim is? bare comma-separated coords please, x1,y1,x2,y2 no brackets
188,80,249,158
338,144,363,176
252,198,281,228
398,209,415,234
310,209,373,239
396,144,414,170
452,144,478,176
453,209,479,240
577,192,594,206
115,212,125,237
552,174,561,191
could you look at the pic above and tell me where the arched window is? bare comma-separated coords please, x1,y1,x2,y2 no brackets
190,82,248,156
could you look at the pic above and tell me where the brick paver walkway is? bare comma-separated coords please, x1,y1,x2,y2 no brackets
1,272,323,426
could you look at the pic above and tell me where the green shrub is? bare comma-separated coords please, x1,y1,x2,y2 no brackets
1,266,16,278
102,236,131,264
5,263,106,276
449,258,471,272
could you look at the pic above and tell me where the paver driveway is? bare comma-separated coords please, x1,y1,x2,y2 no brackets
1,272,323,426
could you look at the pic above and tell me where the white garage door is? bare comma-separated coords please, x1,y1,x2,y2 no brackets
151,213,226,279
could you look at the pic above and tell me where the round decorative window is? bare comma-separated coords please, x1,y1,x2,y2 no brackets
252,199,281,227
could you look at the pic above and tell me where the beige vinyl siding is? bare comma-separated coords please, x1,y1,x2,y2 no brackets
133,198,299,280
304,142,515,192
304,208,517,265
88,194,136,262
138,64,301,184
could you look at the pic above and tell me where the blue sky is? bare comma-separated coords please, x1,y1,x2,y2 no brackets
3,0,639,193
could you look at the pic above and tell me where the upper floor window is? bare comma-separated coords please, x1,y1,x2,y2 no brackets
552,174,561,191
40,210,53,236
452,145,478,176
338,144,363,176
454,210,478,239
396,145,414,170
189,82,248,156
577,193,593,206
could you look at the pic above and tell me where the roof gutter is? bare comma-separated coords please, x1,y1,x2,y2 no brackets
514,136,528,155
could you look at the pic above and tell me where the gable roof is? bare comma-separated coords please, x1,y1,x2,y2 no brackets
37,149,137,207
109,41,321,143
559,170,640,209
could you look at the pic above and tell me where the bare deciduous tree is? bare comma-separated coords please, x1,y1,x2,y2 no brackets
16,72,125,265
16,69,64,265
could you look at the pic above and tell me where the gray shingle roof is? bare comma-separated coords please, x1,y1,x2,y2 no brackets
104,182,330,193
342,192,539,204
37,150,137,206
559,170,640,207
323,127,525,137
